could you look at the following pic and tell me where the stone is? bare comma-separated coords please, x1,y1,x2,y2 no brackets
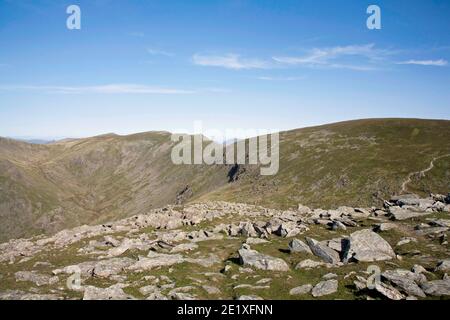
127,252,184,271
104,235,121,247
354,280,367,291
416,226,448,235
412,264,428,275
186,254,221,267
323,273,338,280
295,259,326,269
311,280,338,297
238,222,259,238
373,223,397,232
389,206,430,220
83,284,134,300
255,278,272,285
233,284,270,290
14,271,59,287
381,270,426,298
245,238,269,245
169,286,197,300
396,237,417,246
275,222,303,238
288,239,312,254
170,242,198,253
305,237,341,264
146,292,168,300
169,292,197,300
420,279,450,296
351,208,371,219
343,229,395,262
396,198,434,208
92,258,134,278
289,284,313,295
103,238,152,258
445,193,450,204
326,238,345,253
429,219,450,228
297,205,311,214
238,245,289,272
52,261,97,279
330,220,347,231
0,290,62,300
202,285,221,295
435,259,450,272
237,295,264,300
374,282,404,300
139,285,159,296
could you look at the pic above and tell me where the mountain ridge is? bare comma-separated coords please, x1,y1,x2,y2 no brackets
0,118,449,242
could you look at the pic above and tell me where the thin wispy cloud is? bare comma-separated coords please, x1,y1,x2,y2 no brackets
397,59,448,66
191,44,392,72
273,44,388,71
0,84,195,95
147,47,174,57
193,53,270,70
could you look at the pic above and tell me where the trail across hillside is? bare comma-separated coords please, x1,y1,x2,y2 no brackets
401,154,450,194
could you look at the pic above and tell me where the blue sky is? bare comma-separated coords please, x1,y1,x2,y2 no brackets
0,0,449,139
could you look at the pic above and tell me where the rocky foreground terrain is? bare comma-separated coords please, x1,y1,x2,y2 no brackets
1,193,450,300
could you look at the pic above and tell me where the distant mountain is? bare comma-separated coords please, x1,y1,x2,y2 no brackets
0,118,449,242
23,139,54,145
9,137,63,145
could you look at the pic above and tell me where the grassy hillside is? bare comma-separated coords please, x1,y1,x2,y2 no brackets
0,133,230,242
199,118,450,208
0,118,449,242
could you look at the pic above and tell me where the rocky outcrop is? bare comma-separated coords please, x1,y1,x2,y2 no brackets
238,244,289,272
0,196,449,301
311,280,338,297
343,229,395,262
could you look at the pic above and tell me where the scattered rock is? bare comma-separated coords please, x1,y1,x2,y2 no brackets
396,237,417,246
382,270,426,297
373,223,397,232
421,279,450,296
305,237,340,264
295,259,326,270
374,282,404,300
435,259,450,272
14,271,59,287
238,245,289,272
389,206,430,221
288,239,312,254
245,238,269,245
323,273,338,280
93,258,134,278
343,229,395,262
289,284,313,295
83,284,134,300
237,295,264,300
170,242,198,253
127,252,184,271
202,285,221,295
311,280,338,297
